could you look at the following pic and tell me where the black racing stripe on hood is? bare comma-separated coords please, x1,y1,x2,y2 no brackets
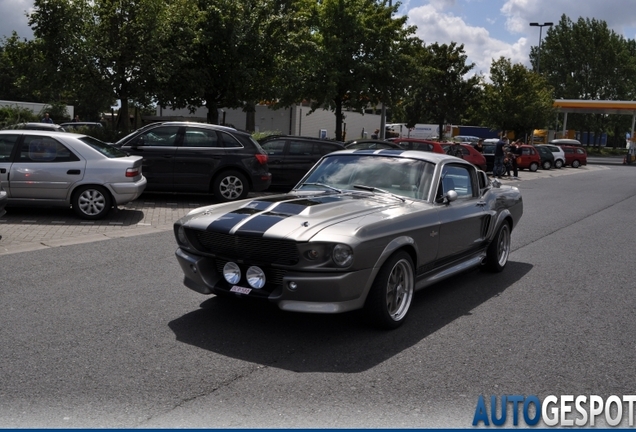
206,207,262,233
235,212,292,237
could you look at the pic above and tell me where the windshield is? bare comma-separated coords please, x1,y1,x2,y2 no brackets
296,154,435,200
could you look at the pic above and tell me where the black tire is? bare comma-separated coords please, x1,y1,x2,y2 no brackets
72,185,112,220
542,160,552,170
484,221,511,273
529,162,539,172
572,160,581,168
555,159,563,169
364,251,414,329
212,170,249,202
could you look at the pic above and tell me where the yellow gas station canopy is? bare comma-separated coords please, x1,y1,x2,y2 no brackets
554,99,636,115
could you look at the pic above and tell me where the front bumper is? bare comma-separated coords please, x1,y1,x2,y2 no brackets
0,190,7,217
175,247,374,314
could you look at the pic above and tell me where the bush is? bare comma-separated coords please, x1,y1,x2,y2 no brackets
0,105,39,128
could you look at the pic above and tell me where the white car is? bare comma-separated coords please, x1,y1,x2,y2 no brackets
0,130,147,219
538,144,566,169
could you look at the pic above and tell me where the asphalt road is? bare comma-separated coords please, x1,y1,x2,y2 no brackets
1,163,636,427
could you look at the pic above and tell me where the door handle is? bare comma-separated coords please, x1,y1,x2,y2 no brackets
67,169,81,175
477,201,487,207
0,168,6,174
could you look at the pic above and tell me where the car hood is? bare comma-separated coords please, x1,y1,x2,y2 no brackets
178,191,431,242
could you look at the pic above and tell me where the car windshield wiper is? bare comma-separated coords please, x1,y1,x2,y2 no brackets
353,184,405,202
297,182,343,193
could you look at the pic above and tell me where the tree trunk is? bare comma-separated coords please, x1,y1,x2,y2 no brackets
244,102,256,132
118,96,130,134
437,119,445,141
205,96,219,124
335,98,343,141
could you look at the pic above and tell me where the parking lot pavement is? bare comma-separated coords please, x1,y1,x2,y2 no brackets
0,191,275,256
0,165,610,256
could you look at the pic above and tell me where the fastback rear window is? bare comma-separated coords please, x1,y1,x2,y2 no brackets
79,136,127,158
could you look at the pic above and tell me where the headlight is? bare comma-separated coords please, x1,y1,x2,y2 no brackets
332,244,353,267
246,266,266,289
176,225,189,246
223,262,241,284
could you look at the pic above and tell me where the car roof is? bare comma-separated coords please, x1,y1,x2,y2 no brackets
550,139,582,145
329,148,472,165
0,129,82,137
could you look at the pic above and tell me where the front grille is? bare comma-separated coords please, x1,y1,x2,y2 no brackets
191,229,300,265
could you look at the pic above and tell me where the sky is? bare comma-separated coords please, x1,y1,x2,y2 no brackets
2,0,636,79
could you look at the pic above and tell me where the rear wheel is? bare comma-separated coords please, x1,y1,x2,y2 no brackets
364,251,414,329
572,160,581,168
555,159,563,169
212,170,249,202
72,185,112,220
484,222,511,272
542,160,552,170
529,162,539,172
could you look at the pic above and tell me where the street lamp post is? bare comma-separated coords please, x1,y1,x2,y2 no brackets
529,22,553,74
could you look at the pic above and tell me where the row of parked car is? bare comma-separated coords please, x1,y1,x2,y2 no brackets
0,120,589,221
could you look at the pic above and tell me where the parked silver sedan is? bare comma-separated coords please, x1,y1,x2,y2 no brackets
0,131,146,219
174,149,523,329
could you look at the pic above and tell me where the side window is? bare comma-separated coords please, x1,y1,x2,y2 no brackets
289,141,313,155
0,134,19,161
316,143,340,155
137,126,180,147
220,131,243,148
261,140,286,156
576,149,584,155
522,147,531,156
440,164,474,198
183,128,220,147
19,136,80,162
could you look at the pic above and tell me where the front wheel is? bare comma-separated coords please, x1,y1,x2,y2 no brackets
72,185,112,220
364,251,414,329
542,160,552,170
529,162,539,172
484,222,511,272
212,170,249,202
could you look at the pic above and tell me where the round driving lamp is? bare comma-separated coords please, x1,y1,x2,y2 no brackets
222,262,241,284
246,266,266,289
332,244,353,267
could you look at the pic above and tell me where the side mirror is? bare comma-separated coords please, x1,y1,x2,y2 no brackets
477,170,489,189
444,190,458,204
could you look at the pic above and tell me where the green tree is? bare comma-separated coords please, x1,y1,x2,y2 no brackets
156,0,288,128
403,42,480,141
534,15,636,145
296,0,416,141
482,57,555,140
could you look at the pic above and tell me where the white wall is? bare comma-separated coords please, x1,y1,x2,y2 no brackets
156,104,384,140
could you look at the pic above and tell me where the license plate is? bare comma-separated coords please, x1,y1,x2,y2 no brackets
230,286,252,295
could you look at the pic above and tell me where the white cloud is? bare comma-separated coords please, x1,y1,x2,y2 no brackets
0,0,33,39
406,3,530,79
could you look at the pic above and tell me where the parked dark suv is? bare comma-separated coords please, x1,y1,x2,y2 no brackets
113,122,271,201
258,135,344,188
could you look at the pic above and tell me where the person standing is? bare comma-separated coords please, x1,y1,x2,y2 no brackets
41,112,53,124
474,138,484,153
72,115,80,122
493,137,508,178
508,140,521,179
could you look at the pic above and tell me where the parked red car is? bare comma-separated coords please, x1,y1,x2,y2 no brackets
440,143,487,171
391,138,446,154
559,145,587,167
514,145,542,172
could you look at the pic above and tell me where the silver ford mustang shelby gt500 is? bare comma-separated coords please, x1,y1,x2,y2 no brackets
173,149,523,329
